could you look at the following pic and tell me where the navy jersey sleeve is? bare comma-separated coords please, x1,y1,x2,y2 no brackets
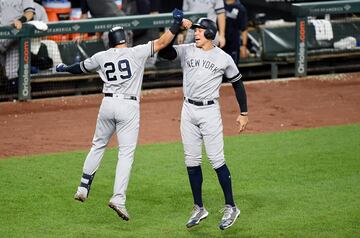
238,3,248,32
80,0,89,14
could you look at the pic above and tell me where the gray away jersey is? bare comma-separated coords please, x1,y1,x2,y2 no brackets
0,0,35,25
81,41,153,97
183,0,225,23
175,43,241,100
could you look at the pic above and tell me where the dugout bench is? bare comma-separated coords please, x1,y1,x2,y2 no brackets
259,18,360,79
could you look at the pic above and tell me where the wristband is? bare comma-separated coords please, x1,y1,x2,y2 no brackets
18,16,27,23
240,112,248,116
169,23,181,35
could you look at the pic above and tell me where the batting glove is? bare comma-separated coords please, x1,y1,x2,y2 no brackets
172,8,183,25
55,63,67,72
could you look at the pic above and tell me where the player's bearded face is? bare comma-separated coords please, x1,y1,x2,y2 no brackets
194,28,208,48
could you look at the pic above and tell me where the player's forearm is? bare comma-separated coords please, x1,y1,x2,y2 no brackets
154,9,183,52
16,11,34,24
80,0,89,14
158,35,177,60
154,30,176,53
241,30,248,47
57,63,84,74
217,13,226,37
232,79,248,113
14,11,34,29
24,11,34,21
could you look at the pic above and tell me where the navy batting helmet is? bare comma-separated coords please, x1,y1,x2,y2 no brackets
108,26,126,48
191,18,217,40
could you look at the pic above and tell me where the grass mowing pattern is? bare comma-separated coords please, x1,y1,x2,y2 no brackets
0,124,359,237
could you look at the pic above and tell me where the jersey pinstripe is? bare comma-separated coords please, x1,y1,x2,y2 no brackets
0,0,35,80
182,0,225,23
75,40,155,208
174,43,241,100
81,41,154,97
0,0,35,25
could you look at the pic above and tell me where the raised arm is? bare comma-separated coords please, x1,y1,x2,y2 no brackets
153,9,192,53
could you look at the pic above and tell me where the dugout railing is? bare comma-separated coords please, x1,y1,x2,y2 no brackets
292,0,360,77
0,12,206,101
259,0,360,78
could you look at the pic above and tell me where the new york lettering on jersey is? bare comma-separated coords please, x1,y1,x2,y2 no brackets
175,44,239,100
186,58,220,74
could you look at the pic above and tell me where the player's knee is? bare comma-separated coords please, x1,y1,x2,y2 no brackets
118,144,136,160
91,138,109,150
185,156,202,167
118,144,136,152
209,156,226,169
207,148,225,169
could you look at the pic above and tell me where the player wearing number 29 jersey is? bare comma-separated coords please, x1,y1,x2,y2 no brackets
56,9,192,221
81,42,153,97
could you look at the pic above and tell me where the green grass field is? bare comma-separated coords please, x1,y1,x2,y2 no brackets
0,124,359,238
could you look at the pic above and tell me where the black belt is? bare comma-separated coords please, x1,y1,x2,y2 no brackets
184,97,215,106
104,93,138,101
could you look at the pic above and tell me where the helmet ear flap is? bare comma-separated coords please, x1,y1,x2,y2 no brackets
193,18,217,40
204,29,215,40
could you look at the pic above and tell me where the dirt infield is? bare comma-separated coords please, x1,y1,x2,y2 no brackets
0,73,359,158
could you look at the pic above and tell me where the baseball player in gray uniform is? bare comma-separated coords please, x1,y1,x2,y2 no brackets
56,9,192,221
179,0,226,48
159,18,248,230
0,0,35,81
